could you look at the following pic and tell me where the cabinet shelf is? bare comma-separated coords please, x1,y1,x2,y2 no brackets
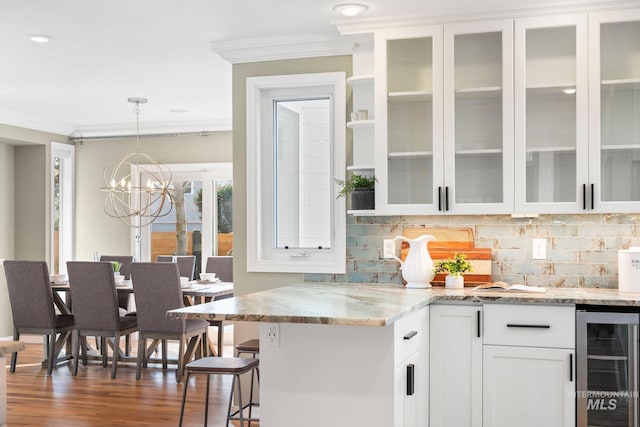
526,83,577,95
388,151,432,159
526,146,575,153
455,86,502,99
587,354,629,361
455,148,503,157
388,91,433,103
347,75,374,87
347,119,374,129
602,78,640,86
601,144,640,151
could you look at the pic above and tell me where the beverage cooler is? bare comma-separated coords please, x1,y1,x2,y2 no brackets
577,309,639,427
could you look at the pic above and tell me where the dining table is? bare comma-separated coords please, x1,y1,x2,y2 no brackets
48,279,233,363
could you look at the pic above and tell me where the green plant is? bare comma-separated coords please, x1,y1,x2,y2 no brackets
110,261,121,273
335,174,376,198
433,253,473,277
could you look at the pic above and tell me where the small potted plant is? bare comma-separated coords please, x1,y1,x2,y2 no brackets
111,261,124,285
433,253,473,289
336,173,376,210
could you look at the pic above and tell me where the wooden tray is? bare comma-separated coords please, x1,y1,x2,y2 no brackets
399,227,491,286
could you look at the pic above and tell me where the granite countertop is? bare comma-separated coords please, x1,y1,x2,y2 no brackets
167,282,640,326
0,341,25,354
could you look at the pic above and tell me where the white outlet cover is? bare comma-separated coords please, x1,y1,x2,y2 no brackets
532,238,546,260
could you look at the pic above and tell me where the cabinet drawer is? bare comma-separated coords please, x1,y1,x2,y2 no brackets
394,307,427,365
483,304,575,349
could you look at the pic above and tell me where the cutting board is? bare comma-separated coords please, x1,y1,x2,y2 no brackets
399,227,491,286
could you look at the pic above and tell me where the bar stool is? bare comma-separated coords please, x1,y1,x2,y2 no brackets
235,339,260,417
179,356,259,427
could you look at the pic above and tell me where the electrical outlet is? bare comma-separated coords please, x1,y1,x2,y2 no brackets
383,239,395,258
265,323,279,347
532,238,546,260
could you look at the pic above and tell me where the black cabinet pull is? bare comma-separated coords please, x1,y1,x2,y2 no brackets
506,323,550,329
403,331,418,340
477,310,481,338
438,187,443,211
445,186,450,211
569,353,573,382
406,364,415,396
590,183,594,210
582,184,586,210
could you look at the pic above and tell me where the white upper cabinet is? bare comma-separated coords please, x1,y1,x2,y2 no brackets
514,14,589,213
589,9,640,212
444,20,514,214
374,26,443,215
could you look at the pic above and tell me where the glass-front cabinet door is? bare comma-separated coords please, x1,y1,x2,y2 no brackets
443,20,513,214
589,10,640,212
374,26,443,215
514,15,588,213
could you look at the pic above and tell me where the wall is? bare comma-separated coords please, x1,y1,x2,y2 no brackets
304,213,640,289
14,145,47,261
0,143,15,337
74,132,232,261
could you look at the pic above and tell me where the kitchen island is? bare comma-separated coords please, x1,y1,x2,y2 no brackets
168,283,640,427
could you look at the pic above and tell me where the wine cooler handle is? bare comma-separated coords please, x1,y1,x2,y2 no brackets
569,353,573,382
632,324,638,427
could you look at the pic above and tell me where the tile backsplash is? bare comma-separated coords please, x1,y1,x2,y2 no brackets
304,213,640,288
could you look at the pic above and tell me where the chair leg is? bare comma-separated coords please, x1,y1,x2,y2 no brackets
136,335,145,380
217,324,223,357
81,336,88,365
162,339,168,370
178,372,191,427
176,338,185,383
204,374,211,426
125,333,131,356
111,333,119,379
46,330,56,376
10,329,19,373
73,331,80,376
101,337,108,367
226,375,236,427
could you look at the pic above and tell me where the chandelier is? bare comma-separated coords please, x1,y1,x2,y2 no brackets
101,97,173,228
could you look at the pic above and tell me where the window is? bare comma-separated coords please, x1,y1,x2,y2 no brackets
136,163,232,275
246,72,346,273
51,142,74,274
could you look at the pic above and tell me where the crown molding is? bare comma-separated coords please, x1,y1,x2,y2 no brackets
0,109,75,137
333,0,640,34
69,118,232,138
211,33,360,64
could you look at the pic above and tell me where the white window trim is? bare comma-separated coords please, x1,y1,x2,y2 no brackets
246,72,346,274
50,141,75,274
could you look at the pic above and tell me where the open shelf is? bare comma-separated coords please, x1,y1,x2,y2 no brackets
388,91,433,103
347,119,374,129
347,75,374,87
347,165,375,171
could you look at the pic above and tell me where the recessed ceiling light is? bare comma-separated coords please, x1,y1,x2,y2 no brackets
29,34,52,43
332,3,369,17
563,88,576,95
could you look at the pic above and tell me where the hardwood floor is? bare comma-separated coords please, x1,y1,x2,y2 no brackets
5,332,259,427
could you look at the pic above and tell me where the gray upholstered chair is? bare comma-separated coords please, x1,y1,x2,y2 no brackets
157,255,196,280
3,260,75,375
99,255,135,354
205,256,233,282
130,262,209,382
66,261,138,379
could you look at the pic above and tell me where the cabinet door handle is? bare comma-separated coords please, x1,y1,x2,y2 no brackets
582,184,587,210
569,353,573,382
406,364,415,396
445,186,450,211
403,330,418,340
590,183,594,210
506,323,550,329
438,186,443,211
477,310,481,338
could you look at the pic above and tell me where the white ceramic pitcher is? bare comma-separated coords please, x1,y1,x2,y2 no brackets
392,235,436,288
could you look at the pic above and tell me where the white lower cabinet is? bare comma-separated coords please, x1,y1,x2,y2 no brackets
430,304,483,427
395,351,425,427
482,303,575,427
483,345,575,427
430,303,576,427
